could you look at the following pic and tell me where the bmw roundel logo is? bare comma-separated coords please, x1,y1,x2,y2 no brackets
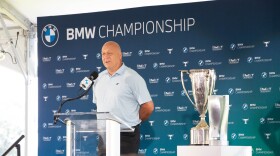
41,24,59,47
230,43,236,51
198,60,204,66
96,53,101,59
183,47,188,53
231,133,237,140
138,50,144,56
153,63,158,69
242,103,248,110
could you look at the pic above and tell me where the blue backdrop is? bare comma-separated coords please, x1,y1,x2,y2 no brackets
38,0,280,155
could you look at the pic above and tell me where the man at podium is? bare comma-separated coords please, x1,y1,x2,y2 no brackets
93,41,154,155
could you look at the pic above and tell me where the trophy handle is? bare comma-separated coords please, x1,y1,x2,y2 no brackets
180,70,195,107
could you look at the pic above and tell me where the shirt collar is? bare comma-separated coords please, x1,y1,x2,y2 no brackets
106,63,126,77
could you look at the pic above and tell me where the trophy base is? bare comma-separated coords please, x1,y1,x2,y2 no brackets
209,139,229,146
190,127,209,145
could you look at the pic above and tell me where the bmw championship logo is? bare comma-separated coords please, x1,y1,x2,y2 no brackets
41,24,59,47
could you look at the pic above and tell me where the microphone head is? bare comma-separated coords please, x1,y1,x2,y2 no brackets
89,71,98,80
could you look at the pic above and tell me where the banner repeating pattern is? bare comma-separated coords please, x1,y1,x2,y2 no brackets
38,1,280,155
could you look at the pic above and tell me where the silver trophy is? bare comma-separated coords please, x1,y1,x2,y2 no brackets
208,95,229,146
180,69,216,145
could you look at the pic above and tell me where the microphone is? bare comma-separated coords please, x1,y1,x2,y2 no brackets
54,71,98,124
79,71,98,90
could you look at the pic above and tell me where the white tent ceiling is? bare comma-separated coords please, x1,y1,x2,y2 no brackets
4,0,209,25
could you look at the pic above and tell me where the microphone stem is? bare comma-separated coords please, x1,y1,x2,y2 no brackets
54,82,94,124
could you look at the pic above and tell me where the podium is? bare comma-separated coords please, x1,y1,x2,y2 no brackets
54,112,134,156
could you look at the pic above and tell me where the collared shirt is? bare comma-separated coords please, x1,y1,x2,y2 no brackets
92,63,152,127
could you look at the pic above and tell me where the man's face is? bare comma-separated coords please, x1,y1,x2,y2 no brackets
101,44,122,72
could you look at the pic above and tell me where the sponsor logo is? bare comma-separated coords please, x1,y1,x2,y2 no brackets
43,83,62,89
218,74,236,80
188,46,206,53
70,68,75,74
137,64,147,69
144,134,160,141
55,69,65,74
242,73,254,79
96,53,101,59
231,133,237,140
155,106,171,113
42,57,51,62
96,66,102,72
228,58,240,64
247,103,268,110
164,120,186,126
229,88,253,94
159,148,176,154
82,54,88,59
149,121,155,126
138,49,160,56
56,55,62,61
248,56,272,63
268,72,280,78
182,61,189,67
231,43,255,50
260,87,272,93
167,48,173,54
43,96,48,102
42,136,52,141
153,148,158,154
177,106,187,112
263,41,270,47
275,103,280,109
164,91,174,97
230,43,236,51
237,133,256,140
66,83,76,88
41,24,59,47
55,150,65,155
260,118,266,124
261,72,268,78
71,67,90,73
204,59,222,66
198,60,204,66
247,57,253,63
149,78,159,84
183,134,188,140
122,51,132,57
254,56,272,63
138,50,144,56
182,47,188,53
212,45,223,51
264,133,271,139
56,95,61,101
153,63,158,69
242,103,249,110
255,148,274,154
138,149,147,154
228,88,234,95
242,118,249,124
266,118,280,124
153,62,175,69
167,134,174,140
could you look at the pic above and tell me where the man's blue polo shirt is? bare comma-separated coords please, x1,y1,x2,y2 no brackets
92,63,152,127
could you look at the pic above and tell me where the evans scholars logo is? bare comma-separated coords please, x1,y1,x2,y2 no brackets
41,24,59,47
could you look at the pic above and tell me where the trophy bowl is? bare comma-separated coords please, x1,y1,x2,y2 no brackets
180,69,216,145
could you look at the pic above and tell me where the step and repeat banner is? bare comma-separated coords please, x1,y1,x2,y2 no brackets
38,0,280,155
